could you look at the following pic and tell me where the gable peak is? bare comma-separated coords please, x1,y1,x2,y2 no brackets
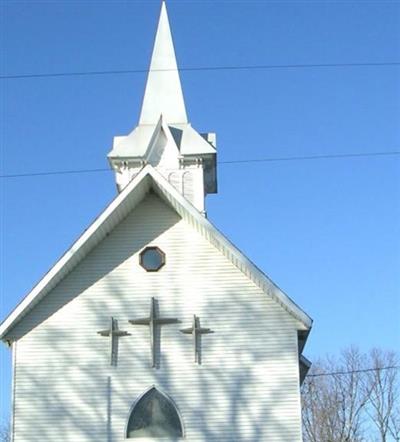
145,114,180,168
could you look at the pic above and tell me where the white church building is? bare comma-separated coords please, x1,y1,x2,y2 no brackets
1,3,312,441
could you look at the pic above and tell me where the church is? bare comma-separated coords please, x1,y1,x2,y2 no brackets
0,2,312,441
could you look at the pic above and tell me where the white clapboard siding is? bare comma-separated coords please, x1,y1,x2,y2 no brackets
12,193,303,442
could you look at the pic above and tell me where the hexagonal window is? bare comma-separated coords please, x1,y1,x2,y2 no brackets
140,247,165,272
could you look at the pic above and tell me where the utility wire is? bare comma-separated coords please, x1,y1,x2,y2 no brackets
1,168,110,179
1,151,399,179
220,151,400,164
2,62,400,80
306,365,400,378
5,0,400,3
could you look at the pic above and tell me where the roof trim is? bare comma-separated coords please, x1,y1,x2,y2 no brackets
0,168,152,340
149,169,312,329
299,354,312,385
0,165,312,340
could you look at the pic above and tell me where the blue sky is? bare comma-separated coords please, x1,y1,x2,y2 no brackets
1,0,399,420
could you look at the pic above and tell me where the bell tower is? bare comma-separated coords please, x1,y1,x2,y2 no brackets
108,2,217,214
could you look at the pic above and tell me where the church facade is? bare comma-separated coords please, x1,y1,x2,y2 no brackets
0,3,312,441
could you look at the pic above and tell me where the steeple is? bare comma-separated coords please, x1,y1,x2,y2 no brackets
108,1,217,214
139,1,188,125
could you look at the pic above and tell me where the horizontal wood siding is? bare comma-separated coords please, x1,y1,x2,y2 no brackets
13,194,302,441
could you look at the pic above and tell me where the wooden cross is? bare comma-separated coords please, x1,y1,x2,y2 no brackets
129,297,179,367
97,317,130,366
180,315,213,364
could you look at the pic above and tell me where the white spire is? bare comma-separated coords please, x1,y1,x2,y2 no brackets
109,1,217,211
139,2,188,125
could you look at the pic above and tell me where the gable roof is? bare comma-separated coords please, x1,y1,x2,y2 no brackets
0,165,312,341
108,121,216,160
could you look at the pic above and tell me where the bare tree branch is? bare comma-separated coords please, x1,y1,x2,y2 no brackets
301,347,400,442
365,349,400,442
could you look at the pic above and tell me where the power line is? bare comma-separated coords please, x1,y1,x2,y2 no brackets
4,0,399,2
0,168,109,179
4,1,400,5
1,62,399,80
307,365,400,378
220,151,400,164
1,151,399,179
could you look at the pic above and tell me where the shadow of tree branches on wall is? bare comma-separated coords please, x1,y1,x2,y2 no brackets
9,193,303,441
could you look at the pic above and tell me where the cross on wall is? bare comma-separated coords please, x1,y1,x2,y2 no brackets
180,315,213,364
128,297,179,368
97,317,130,366
98,299,214,367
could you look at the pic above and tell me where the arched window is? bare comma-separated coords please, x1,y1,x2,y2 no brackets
182,171,194,204
126,387,183,438
168,172,182,193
